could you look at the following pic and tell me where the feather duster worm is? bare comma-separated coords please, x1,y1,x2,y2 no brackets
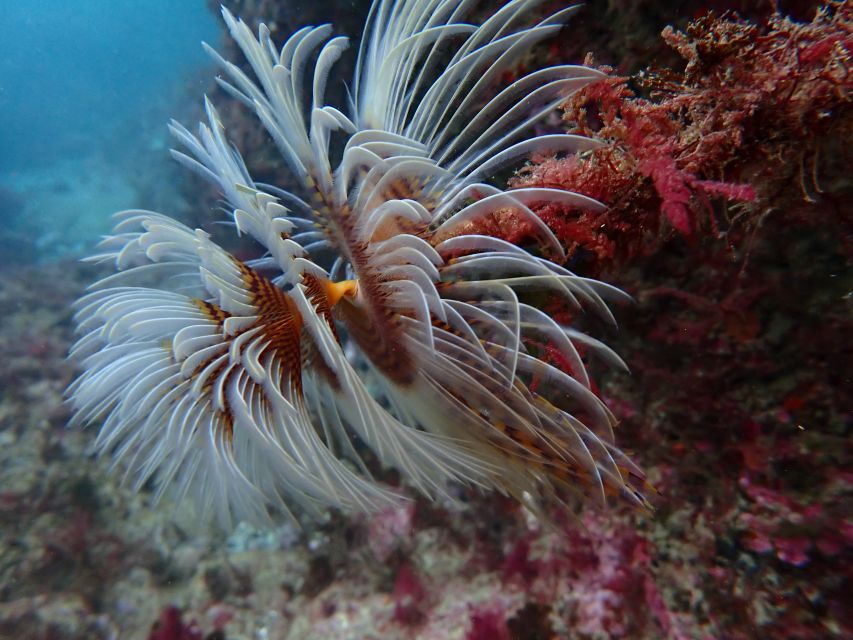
68,0,652,527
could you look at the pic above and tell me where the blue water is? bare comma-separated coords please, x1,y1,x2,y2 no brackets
0,0,219,260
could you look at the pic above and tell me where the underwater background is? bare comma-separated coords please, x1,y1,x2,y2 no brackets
0,0,849,638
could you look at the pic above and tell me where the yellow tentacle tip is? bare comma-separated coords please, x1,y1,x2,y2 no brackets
324,278,358,307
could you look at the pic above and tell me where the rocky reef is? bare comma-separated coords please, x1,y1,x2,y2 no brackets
0,2,849,639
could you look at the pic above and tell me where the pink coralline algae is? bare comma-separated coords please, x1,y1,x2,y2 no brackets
147,606,203,640
465,606,512,640
391,561,428,627
738,473,853,567
511,3,851,270
366,503,415,563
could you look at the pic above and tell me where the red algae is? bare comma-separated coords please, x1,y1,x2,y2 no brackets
512,3,852,271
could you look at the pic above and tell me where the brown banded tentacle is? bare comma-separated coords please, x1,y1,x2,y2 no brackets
301,185,428,386
195,299,231,328
383,176,420,203
191,298,236,441
300,326,342,391
494,417,600,494
185,261,310,441
235,260,305,395
445,376,601,496
336,215,416,386
301,272,366,391
302,272,358,345
300,186,427,386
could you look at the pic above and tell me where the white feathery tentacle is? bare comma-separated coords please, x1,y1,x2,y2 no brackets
70,213,401,526
68,0,653,528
